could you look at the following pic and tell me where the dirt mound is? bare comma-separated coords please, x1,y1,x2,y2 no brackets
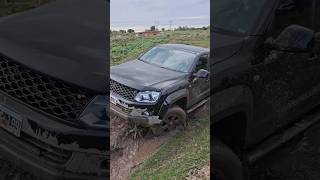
110,103,209,180
110,115,171,180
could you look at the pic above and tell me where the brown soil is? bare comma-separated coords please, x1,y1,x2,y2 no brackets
110,103,209,180
110,115,171,180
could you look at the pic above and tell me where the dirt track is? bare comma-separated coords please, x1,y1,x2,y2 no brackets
110,115,173,180
110,103,210,180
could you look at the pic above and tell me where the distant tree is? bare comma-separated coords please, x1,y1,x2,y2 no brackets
161,28,165,31
127,29,135,33
150,26,156,31
176,26,189,31
119,29,126,33
202,26,208,30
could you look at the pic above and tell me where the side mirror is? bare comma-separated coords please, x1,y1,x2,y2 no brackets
265,25,314,52
194,69,209,78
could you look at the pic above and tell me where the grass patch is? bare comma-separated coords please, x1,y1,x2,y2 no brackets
130,118,210,180
111,29,209,66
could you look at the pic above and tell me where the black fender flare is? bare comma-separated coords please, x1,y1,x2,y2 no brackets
211,85,254,129
158,89,188,119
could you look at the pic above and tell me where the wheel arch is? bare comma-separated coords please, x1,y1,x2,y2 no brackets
211,85,254,156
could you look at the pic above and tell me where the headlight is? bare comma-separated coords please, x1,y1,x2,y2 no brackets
79,95,107,129
134,91,160,103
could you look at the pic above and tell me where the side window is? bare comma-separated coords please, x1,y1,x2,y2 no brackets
195,55,208,72
270,0,315,37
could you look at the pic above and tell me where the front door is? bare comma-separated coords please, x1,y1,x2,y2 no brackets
253,0,317,133
189,54,210,107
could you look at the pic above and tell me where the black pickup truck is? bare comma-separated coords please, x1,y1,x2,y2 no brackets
212,0,320,179
110,44,210,132
0,0,108,179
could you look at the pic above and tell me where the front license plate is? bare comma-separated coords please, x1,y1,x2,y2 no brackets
0,105,22,137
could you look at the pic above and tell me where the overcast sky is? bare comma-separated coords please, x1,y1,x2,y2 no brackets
111,0,210,31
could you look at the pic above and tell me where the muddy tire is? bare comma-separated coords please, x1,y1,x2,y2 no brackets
151,105,187,135
212,139,244,180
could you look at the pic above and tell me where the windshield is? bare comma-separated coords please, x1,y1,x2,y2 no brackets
213,0,267,35
140,47,196,73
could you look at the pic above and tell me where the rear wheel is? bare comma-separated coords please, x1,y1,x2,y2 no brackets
212,139,244,180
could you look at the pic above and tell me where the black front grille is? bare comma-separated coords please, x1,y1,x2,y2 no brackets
110,79,137,101
0,55,95,123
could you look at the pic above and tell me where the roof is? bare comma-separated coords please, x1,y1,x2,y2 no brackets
159,44,209,54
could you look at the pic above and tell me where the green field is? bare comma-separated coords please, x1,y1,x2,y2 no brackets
111,29,210,66
130,118,210,180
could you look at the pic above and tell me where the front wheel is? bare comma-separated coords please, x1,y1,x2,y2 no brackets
150,105,187,135
212,139,244,180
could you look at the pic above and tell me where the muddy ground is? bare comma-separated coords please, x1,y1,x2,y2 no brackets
110,104,210,180
110,115,172,180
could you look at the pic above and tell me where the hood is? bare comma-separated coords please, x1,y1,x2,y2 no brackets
0,0,108,93
110,60,188,91
212,32,244,64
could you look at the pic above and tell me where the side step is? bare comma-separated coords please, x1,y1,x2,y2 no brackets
245,111,320,164
187,97,209,114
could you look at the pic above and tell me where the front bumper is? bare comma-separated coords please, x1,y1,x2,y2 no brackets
110,92,162,126
0,92,108,179
110,103,162,126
